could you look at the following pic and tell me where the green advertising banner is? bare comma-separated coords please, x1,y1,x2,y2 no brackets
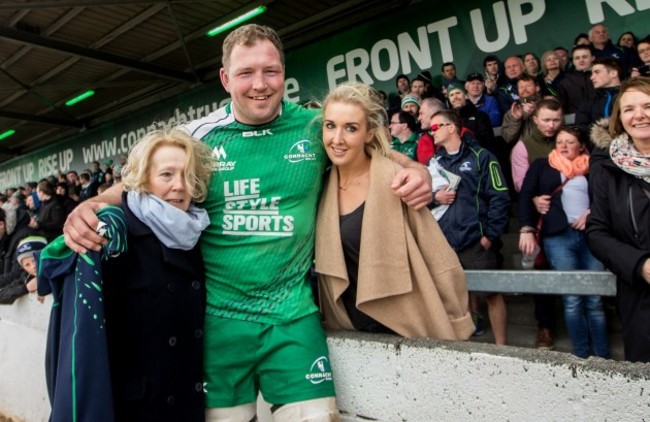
1,0,648,189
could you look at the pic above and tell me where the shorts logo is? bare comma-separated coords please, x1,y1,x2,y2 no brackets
305,356,333,384
285,140,317,163
213,146,236,171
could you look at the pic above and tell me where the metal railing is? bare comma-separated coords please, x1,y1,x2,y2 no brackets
465,270,616,296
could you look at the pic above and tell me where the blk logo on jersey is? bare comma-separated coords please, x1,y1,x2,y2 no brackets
284,140,317,163
212,146,236,172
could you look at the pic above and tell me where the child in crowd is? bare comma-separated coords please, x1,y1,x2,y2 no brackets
0,235,47,304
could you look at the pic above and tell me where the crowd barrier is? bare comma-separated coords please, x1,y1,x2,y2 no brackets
0,270,635,422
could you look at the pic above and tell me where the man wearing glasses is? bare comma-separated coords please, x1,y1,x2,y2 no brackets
429,109,510,346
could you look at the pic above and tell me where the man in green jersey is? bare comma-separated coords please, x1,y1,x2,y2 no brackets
64,24,432,422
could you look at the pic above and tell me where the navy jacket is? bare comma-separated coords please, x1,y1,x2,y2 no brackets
518,158,574,236
38,206,128,422
435,140,510,251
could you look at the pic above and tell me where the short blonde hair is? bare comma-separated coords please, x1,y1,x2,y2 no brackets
322,82,391,158
122,129,214,203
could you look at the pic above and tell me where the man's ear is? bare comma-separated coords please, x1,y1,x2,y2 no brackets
219,68,231,93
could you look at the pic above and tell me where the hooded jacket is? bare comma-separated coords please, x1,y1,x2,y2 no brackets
587,118,650,362
315,151,474,340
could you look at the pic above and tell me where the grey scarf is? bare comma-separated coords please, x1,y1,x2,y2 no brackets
126,191,209,250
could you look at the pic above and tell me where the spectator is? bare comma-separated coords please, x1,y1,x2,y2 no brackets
575,57,622,130
1,205,39,278
416,97,445,165
78,172,98,201
410,76,427,99
465,72,502,127
631,37,650,77
401,94,420,117
587,76,650,362
31,180,66,242
0,235,47,304
511,99,564,192
441,62,461,90
90,161,104,186
538,50,566,98
523,52,541,77
431,109,510,345
496,55,525,114
483,55,505,95
554,46,571,72
588,23,635,76
56,182,78,216
104,167,114,185
617,31,638,50
388,74,410,113
24,181,40,211
501,74,542,145
519,126,609,358
511,99,564,350
446,84,496,152
416,70,444,101
574,33,590,47
389,111,420,160
558,45,596,114
315,82,474,340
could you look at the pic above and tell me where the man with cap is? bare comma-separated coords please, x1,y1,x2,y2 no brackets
401,93,421,117
465,73,502,127
446,84,496,153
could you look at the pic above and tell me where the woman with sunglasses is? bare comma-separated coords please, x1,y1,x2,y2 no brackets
315,82,474,340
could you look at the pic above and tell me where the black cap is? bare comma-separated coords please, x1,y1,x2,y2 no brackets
466,73,484,82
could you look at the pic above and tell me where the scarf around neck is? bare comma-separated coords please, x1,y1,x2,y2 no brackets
610,133,650,184
548,149,590,179
126,191,210,250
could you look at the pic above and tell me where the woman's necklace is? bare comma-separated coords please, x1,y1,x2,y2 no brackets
338,165,370,191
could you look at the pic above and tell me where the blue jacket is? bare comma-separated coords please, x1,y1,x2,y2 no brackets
473,93,502,127
435,140,510,251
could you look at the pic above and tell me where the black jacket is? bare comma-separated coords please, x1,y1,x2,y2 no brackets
37,196,67,242
558,70,594,114
587,120,650,362
575,86,620,131
102,195,206,421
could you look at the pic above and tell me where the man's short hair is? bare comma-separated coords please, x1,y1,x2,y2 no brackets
518,74,538,85
533,98,563,116
441,62,455,71
222,24,284,70
395,110,419,133
571,44,594,57
432,110,462,135
483,55,500,67
592,57,622,78
37,180,55,196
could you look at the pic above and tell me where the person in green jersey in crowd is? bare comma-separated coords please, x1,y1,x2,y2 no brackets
62,24,432,422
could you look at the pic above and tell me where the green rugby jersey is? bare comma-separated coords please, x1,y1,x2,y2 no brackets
184,101,327,324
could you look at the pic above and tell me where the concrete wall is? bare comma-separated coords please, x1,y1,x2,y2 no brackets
2,298,650,421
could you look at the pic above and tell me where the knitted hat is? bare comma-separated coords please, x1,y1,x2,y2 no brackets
447,84,466,95
16,235,47,264
401,95,421,108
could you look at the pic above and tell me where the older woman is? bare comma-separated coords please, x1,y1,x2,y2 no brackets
538,50,566,98
315,82,473,340
519,127,610,358
39,129,213,421
587,76,650,362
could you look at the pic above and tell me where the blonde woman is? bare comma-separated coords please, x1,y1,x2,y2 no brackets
40,129,213,421
315,82,474,340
